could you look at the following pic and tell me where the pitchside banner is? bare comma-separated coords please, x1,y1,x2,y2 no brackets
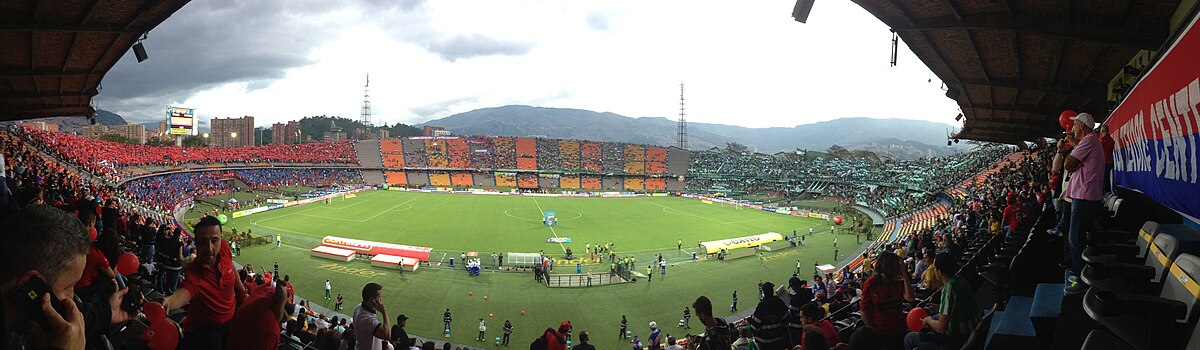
1107,12,1200,220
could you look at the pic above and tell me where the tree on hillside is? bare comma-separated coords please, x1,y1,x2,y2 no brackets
827,145,851,158
724,142,749,155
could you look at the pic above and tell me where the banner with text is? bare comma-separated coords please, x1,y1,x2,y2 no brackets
1107,12,1200,220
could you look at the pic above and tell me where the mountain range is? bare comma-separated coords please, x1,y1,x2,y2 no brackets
419,105,964,159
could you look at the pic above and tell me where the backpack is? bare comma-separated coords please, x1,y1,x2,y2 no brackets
530,328,561,350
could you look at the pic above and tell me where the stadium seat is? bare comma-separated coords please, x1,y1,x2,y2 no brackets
1082,253,1200,350
1083,228,1200,295
1081,233,1181,295
1080,328,1138,350
1082,221,1159,266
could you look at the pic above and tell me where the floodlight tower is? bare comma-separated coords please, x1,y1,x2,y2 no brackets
677,82,688,150
360,73,373,127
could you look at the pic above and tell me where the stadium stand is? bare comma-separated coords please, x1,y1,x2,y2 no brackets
624,177,645,190
425,139,450,168
515,137,537,170
495,172,517,187
581,175,601,190
559,140,581,171
23,128,357,181
447,138,471,169
517,173,538,188
450,172,473,187
380,139,405,168
429,172,452,187
624,144,645,175
536,138,559,171
467,137,494,170
402,138,428,168
560,175,581,189
581,142,602,172
646,146,668,174
493,137,517,169
385,171,408,186
355,139,385,184
645,177,666,191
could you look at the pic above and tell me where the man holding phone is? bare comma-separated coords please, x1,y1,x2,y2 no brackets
353,282,392,350
1,205,91,349
161,216,248,350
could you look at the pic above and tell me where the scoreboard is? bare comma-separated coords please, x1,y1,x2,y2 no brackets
166,106,195,135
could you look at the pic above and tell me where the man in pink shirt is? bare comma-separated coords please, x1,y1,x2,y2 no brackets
1062,112,1104,295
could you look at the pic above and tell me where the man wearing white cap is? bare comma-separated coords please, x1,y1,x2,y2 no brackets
1061,112,1104,295
647,322,662,350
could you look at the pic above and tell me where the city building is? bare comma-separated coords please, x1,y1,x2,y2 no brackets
82,124,106,139
422,125,446,136
17,121,59,132
272,121,302,145
210,116,256,147
117,123,146,144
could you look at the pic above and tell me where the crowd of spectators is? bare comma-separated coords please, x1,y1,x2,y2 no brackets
21,128,357,181
686,145,1013,216
120,169,363,211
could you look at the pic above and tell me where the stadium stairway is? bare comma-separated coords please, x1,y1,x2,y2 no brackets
355,139,386,185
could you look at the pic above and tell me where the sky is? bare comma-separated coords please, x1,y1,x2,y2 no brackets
98,0,962,129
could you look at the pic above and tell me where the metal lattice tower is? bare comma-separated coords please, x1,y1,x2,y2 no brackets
677,82,688,149
360,73,373,127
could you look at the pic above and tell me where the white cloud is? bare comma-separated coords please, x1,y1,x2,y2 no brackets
101,0,960,130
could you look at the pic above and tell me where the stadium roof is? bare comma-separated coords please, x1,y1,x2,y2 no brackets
0,0,190,122
851,0,1185,144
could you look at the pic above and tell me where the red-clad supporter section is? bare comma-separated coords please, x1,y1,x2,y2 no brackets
646,147,667,174
451,172,473,187
581,175,601,190
582,142,602,172
559,140,581,170
425,140,449,168
320,236,432,261
624,145,645,174
385,171,407,185
447,138,470,168
381,139,405,168
645,177,666,190
560,175,580,189
515,138,537,170
23,128,356,180
517,173,538,188
495,172,517,187
429,173,452,187
493,137,517,169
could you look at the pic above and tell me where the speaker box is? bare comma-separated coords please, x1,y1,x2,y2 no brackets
133,42,149,62
793,0,816,23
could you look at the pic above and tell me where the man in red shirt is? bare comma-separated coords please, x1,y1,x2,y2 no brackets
162,216,247,350
798,302,840,350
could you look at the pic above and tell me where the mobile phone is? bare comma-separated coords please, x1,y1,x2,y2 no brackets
8,275,67,331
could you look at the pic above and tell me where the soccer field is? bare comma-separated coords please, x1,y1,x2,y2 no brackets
218,190,865,348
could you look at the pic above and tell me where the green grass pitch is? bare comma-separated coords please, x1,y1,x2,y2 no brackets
218,190,864,348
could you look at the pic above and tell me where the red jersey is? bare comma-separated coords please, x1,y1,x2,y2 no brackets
75,246,109,289
861,275,908,336
180,239,239,332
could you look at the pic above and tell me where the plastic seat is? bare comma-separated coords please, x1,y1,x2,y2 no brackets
1081,233,1180,295
1083,253,1200,350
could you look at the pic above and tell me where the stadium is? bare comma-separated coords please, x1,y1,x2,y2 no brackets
2,1,1200,350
